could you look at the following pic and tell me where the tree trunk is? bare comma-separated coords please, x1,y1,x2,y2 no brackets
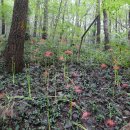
4,0,28,73
96,0,101,43
33,0,39,37
1,0,5,35
52,0,63,40
59,0,68,40
93,22,96,44
109,19,111,33
128,6,130,44
75,0,81,27
115,12,118,33
78,16,98,59
103,9,109,50
42,0,48,39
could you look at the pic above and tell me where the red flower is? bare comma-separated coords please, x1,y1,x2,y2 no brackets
101,77,106,80
58,56,64,61
113,65,120,70
101,64,107,69
74,86,82,93
105,119,116,127
74,86,80,89
81,112,91,120
44,51,53,57
72,72,78,78
64,50,73,55
75,89,82,93
0,92,5,99
65,85,71,89
71,102,77,107
122,83,129,88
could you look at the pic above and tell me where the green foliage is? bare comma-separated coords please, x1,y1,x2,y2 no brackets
80,42,130,67
0,0,13,24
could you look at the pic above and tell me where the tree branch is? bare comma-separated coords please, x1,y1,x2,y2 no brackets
77,15,99,60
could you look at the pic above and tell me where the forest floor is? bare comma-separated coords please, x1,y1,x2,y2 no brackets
0,62,130,130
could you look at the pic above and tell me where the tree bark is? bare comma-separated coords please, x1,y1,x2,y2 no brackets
1,0,5,35
59,0,68,40
128,6,130,44
33,0,40,37
75,0,81,27
42,0,48,39
103,9,109,50
4,0,28,73
92,22,96,44
52,0,63,40
115,12,118,33
96,0,101,43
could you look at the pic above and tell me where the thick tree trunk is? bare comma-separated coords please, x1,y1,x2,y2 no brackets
26,7,31,35
96,0,101,43
42,0,48,39
128,7,130,44
4,0,28,73
1,0,5,35
103,9,109,50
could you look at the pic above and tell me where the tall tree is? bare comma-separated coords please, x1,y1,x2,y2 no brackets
75,0,81,27
52,0,63,40
115,12,118,32
42,0,48,39
1,0,5,35
96,0,101,43
103,9,109,50
128,6,130,44
4,0,29,73
60,0,68,40
33,0,40,37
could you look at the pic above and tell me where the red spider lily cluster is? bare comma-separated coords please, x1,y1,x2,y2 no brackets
105,119,116,127
64,50,73,55
121,83,129,88
44,51,54,57
65,84,71,89
43,50,73,60
0,92,5,99
71,102,77,107
101,64,107,69
100,63,120,71
58,56,64,61
65,84,83,94
71,72,78,79
113,65,120,70
81,111,91,120
74,86,82,93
